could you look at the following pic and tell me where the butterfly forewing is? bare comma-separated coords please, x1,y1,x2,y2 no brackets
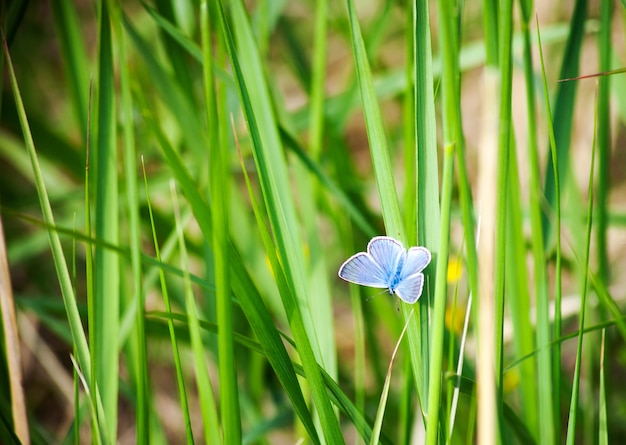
338,252,389,288
367,236,405,281
393,272,425,304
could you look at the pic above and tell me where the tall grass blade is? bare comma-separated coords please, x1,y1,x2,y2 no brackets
412,0,440,409
595,0,612,282
542,0,587,245
425,141,454,445
519,9,544,440
92,1,120,438
537,19,561,443
493,0,515,440
202,2,242,443
217,1,344,442
111,3,150,441
2,32,109,444
50,0,90,142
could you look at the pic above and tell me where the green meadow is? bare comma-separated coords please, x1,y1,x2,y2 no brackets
1,0,625,443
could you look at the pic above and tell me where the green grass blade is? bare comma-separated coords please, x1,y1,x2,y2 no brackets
599,330,607,445
595,0,612,282
537,19,561,443
217,1,343,442
345,0,404,239
142,168,194,443
144,105,320,442
111,3,150,441
171,182,221,445
493,0,515,440
370,310,414,445
564,103,596,445
519,12,545,441
50,0,90,142
2,32,110,445
504,141,538,439
542,0,587,245
203,2,241,442
425,142,454,445
92,1,120,438
412,0,441,409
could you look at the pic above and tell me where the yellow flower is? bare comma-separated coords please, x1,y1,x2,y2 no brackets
447,255,463,283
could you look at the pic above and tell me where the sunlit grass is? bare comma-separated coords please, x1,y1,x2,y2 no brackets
1,1,625,444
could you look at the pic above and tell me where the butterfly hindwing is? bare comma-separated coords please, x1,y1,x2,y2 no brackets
338,252,389,288
400,246,431,280
393,272,425,304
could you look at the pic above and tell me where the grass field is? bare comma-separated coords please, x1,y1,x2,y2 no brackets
1,0,626,444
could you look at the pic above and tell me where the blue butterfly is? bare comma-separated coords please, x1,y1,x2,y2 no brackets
338,236,431,304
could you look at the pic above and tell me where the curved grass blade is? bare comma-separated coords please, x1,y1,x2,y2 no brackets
3,31,110,445
370,310,414,445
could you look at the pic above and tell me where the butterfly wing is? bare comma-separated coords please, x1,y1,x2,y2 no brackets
401,246,431,279
338,252,389,288
393,246,431,304
367,236,405,280
393,272,425,304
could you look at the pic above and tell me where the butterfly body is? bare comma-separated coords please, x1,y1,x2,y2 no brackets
338,236,431,304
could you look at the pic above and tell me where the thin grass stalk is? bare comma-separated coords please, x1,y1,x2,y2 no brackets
111,3,150,441
599,329,608,445
143,169,194,443
595,0,612,282
413,0,440,411
370,311,414,445
84,82,98,445
537,20,561,443
565,100,597,445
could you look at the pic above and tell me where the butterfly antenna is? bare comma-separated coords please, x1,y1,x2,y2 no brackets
365,289,389,302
